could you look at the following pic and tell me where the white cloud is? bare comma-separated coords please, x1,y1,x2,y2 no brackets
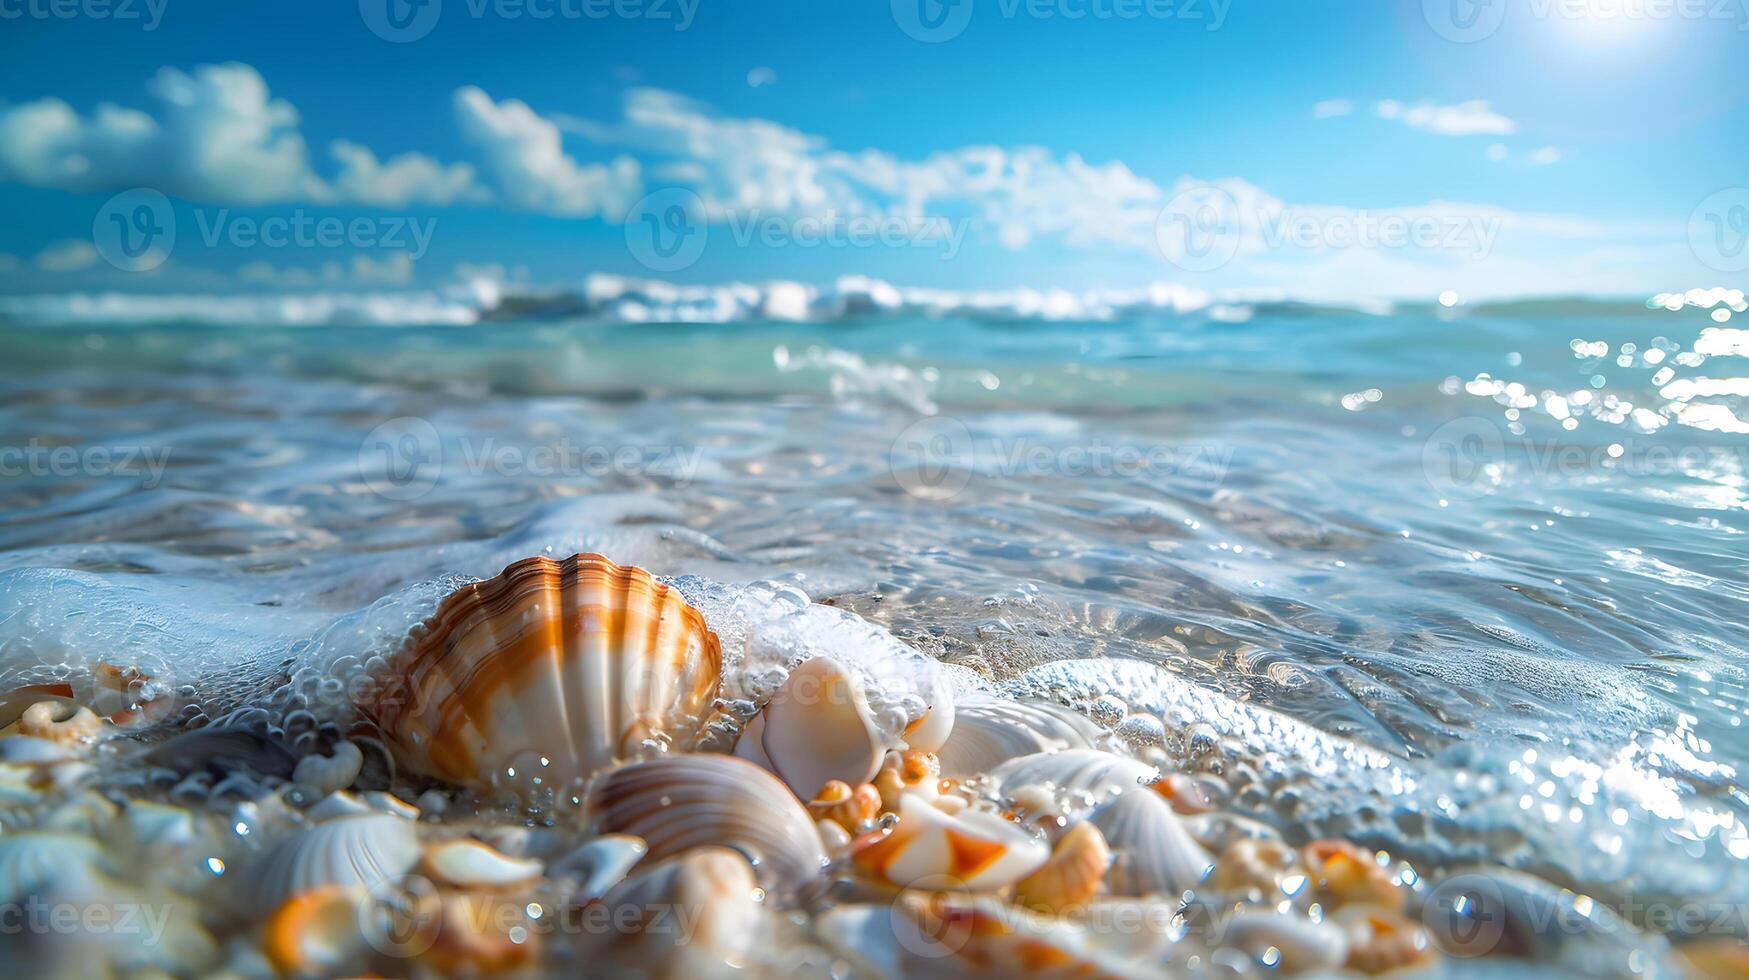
1529,146,1562,166
1375,99,1516,136
327,141,485,207
1312,99,1353,119
0,63,483,209
746,67,777,89
34,240,99,272
454,87,641,219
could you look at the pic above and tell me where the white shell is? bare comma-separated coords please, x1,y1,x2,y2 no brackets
293,742,364,795
734,656,887,801
423,839,543,889
550,834,649,902
936,697,1103,778
990,749,1160,812
901,670,956,753
1090,789,1212,897
587,754,826,893
851,793,1048,890
1216,910,1350,973
245,813,421,914
583,846,765,978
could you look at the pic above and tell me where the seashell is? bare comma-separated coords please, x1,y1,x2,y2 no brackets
0,735,77,766
1419,868,1671,975
936,696,1102,778
0,831,107,904
292,741,364,796
734,656,887,801
360,554,723,793
851,793,1048,890
550,834,648,902
262,885,370,978
818,891,1121,980
816,819,853,851
0,682,77,731
808,779,882,835
580,846,765,978
1301,839,1402,909
424,890,543,974
1208,837,1300,899
15,700,103,745
1216,909,1350,973
990,749,1160,814
245,813,421,914
901,670,956,753
1152,772,1223,814
1013,820,1111,913
587,754,826,893
421,839,543,890
1090,788,1212,898
874,748,942,810
1334,903,1435,974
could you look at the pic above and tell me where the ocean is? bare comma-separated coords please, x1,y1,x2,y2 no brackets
0,283,1745,962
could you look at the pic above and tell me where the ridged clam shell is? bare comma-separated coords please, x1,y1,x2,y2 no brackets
362,554,722,792
245,813,421,914
1090,789,1212,897
990,749,1160,809
583,846,765,977
0,831,107,904
1013,820,1111,913
586,754,826,893
851,793,1048,890
734,656,887,801
936,697,1103,778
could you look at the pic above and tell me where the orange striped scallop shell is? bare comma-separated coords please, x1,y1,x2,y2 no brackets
359,554,722,793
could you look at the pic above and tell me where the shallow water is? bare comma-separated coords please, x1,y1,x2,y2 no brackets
0,295,1746,935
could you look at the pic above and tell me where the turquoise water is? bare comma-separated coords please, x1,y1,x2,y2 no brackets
0,297,1745,929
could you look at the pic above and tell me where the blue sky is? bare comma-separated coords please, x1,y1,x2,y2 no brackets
0,0,1745,303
